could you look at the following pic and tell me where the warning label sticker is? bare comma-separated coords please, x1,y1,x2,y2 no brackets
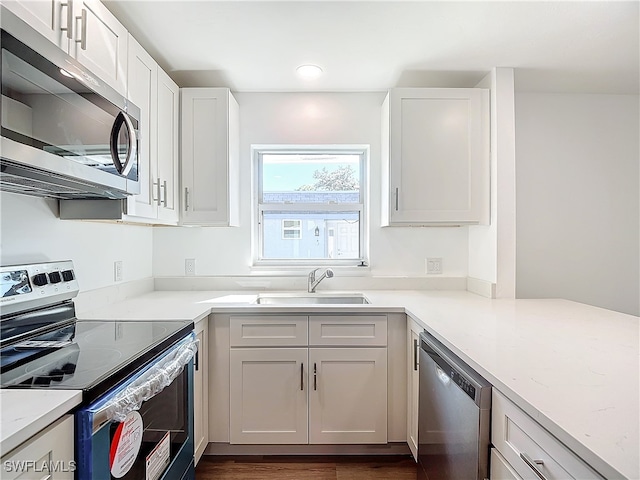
145,431,170,480
109,411,143,478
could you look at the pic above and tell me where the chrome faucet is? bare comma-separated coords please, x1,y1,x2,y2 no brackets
308,268,334,293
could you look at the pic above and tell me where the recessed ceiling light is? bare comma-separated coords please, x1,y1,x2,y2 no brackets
296,64,323,79
59,68,74,78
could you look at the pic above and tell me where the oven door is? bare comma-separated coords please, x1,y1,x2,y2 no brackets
75,334,196,480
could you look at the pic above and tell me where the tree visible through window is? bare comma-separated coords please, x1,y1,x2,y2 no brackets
255,148,366,264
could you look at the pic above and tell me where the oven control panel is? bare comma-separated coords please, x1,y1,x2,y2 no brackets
0,260,79,315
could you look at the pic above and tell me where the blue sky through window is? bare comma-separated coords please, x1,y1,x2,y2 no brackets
262,154,360,192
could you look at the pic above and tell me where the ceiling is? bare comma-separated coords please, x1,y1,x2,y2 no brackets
104,1,639,94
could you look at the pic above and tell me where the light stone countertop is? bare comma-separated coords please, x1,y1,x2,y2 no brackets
3,289,637,479
0,390,82,455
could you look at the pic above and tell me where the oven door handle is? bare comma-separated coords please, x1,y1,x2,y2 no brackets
91,333,198,432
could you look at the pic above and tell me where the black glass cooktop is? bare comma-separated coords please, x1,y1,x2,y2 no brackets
0,319,193,403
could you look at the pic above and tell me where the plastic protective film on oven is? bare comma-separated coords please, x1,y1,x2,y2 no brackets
75,333,197,480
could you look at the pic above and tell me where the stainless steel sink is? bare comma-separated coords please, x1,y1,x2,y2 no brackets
254,293,370,305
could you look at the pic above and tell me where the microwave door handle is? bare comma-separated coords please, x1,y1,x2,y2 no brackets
110,112,137,177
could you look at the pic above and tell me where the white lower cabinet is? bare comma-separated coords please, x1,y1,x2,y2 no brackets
193,319,209,464
407,320,421,460
308,347,387,444
230,348,308,444
491,390,604,480
228,314,388,446
1,415,74,480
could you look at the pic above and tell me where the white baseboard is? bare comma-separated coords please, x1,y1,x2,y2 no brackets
203,442,411,456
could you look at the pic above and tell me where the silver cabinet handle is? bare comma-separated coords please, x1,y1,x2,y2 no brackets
313,362,317,391
153,179,160,204
520,452,548,480
413,338,418,371
61,0,73,39
161,180,168,207
75,8,87,50
395,187,399,211
300,363,304,391
184,187,190,211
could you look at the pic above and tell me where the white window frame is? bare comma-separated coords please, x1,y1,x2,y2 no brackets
282,219,302,240
252,145,369,267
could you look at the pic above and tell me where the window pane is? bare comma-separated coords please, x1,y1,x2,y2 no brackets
263,211,360,260
262,154,360,203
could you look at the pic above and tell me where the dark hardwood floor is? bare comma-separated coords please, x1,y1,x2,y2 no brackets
195,455,419,480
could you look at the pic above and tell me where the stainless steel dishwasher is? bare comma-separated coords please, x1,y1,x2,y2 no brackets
418,331,492,480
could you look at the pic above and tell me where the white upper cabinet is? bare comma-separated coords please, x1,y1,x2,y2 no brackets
125,35,157,220
180,88,240,226
155,68,180,223
124,36,179,225
4,0,128,95
70,0,128,96
382,88,490,226
2,0,73,52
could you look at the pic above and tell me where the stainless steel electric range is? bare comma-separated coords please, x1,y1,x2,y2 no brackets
0,261,197,480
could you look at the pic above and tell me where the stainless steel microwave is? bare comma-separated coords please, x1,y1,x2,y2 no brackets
0,7,140,199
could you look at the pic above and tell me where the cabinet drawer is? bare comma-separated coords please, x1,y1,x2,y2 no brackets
309,315,387,346
492,390,604,480
491,448,522,480
230,315,308,347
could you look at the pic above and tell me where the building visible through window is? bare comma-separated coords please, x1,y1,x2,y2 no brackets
255,148,366,264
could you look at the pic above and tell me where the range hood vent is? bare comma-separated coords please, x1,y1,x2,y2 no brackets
0,159,128,200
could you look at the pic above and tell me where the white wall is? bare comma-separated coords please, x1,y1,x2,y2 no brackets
153,92,469,278
0,192,153,292
515,93,640,315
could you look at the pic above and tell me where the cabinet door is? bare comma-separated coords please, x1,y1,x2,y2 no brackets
230,348,308,444
309,348,387,444
384,88,489,225
194,321,209,464
156,68,180,223
71,0,127,95
2,0,72,52
125,35,157,219
181,88,239,226
1,415,74,479
407,327,420,460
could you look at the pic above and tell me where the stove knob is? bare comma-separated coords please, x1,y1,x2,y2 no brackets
61,270,75,282
33,376,52,386
61,362,77,375
32,273,48,287
48,271,62,284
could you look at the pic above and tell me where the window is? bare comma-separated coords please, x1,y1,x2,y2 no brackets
282,220,302,239
254,146,367,265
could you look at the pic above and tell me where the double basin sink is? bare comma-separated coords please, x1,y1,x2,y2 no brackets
254,293,370,305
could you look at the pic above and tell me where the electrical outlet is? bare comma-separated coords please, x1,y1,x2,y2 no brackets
114,261,123,282
185,258,196,276
426,257,442,275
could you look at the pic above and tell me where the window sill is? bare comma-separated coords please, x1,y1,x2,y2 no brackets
249,263,371,276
